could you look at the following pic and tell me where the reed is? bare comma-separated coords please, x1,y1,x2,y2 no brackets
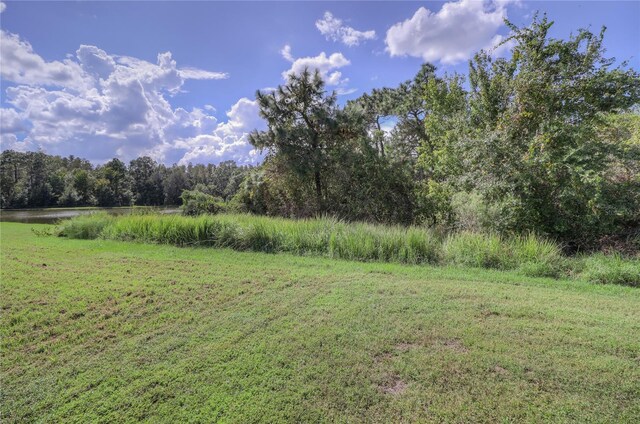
56,213,639,285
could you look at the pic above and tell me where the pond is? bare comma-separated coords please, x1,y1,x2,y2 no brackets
0,206,181,225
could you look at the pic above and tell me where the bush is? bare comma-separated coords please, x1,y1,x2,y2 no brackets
450,191,502,233
180,190,224,216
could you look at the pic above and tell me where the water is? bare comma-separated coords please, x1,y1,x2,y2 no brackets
0,207,181,225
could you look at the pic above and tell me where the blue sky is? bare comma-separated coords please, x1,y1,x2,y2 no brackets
1,1,638,165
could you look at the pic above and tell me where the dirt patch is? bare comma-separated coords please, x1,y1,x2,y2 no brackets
493,365,509,375
380,377,408,395
442,339,469,353
395,342,418,352
480,309,500,318
373,352,393,363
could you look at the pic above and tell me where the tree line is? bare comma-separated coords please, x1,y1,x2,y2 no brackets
0,152,252,209
1,17,639,251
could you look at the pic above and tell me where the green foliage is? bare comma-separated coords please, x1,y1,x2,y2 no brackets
449,191,502,233
0,151,252,209
129,156,164,206
61,213,441,265
443,231,566,277
56,212,114,239
247,68,414,223
578,254,640,286
443,232,512,270
56,213,637,285
3,16,639,255
250,69,342,210
510,233,567,278
463,16,640,248
180,190,224,216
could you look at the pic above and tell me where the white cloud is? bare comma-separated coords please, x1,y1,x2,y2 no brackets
0,30,267,165
0,2,6,13
0,108,28,134
385,0,514,64
316,11,376,47
280,44,294,62
178,68,229,80
175,98,265,165
335,87,357,96
281,49,350,86
0,31,91,90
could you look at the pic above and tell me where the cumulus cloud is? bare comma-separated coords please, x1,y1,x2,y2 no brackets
281,47,350,87
316,11,376,47
385,0,515,64
0,2,6,13
175,98,265,165
0,31,91,90
0,30,265,165
0,108,28,134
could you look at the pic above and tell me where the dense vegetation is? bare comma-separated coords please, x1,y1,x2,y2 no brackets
3,17,639,253
0,152,252,209
57,213,639,286
243,17,640,252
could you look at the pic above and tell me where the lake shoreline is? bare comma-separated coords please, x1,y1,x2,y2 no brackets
0,206,181,225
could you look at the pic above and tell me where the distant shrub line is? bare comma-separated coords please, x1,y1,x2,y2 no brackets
56,213,639,287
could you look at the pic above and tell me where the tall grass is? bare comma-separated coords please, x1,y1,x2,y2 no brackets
55,212,114,239
56,213,639,286
577,254,640,287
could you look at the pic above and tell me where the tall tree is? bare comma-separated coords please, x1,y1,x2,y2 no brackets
100,158,131,206
129,156,160,206
249,69,345,211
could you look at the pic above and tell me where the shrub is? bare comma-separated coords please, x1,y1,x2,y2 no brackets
180,190,224,216
450,191,502,233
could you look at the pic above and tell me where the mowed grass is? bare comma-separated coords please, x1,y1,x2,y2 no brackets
1,223,639,423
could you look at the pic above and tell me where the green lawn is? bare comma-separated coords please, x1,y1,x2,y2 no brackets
1,222,638,423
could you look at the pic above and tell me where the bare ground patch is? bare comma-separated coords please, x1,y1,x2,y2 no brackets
441,339,469,353
395,342,418,352
379,376,408,395
492,365,509,375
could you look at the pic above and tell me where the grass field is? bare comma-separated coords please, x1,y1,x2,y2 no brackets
1,222,639,422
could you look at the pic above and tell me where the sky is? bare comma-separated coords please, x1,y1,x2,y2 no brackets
1,1,638,165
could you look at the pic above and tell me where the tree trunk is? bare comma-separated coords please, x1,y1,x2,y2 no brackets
314,170,322,211
376,119,385,157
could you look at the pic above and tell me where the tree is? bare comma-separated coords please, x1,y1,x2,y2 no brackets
163,165,189,205
249,68,346,212
99,159,131,206
414,74,469,226
0,150,25,208
464,15,640,246
130,156,161,206
349,88,397,157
